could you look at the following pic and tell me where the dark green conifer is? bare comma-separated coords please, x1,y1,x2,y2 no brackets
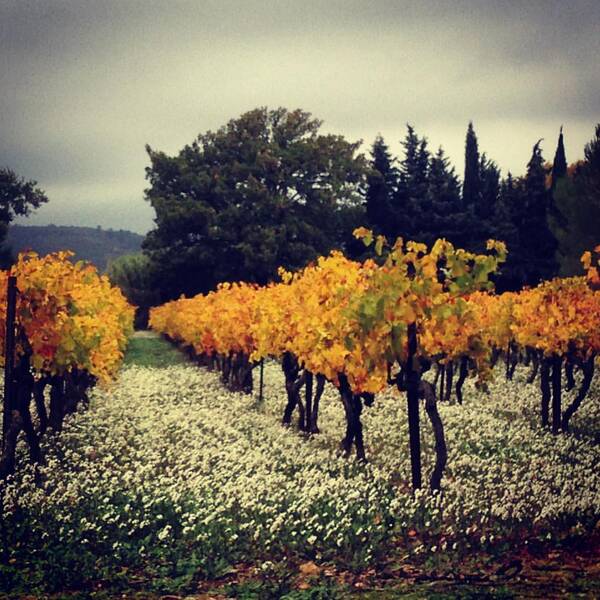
494,173,525,290
551,126,567,189
365,135,398,239
421,147,464,247
520,140,560,285
393,125,431,240
462,121,480,209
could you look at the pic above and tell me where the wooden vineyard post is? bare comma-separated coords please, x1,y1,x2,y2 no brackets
2,276,17,451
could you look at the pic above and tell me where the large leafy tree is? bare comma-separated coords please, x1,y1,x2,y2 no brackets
0,168,48,267
143,107,368,300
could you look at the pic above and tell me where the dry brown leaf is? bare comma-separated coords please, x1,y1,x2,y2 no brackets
299,560,321,576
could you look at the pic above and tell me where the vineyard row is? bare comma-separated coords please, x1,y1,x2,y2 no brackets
150,232,600,490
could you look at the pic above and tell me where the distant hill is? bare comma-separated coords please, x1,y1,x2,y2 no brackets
7,224,145,271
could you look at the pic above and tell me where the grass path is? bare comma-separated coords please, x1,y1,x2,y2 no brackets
123,330,190,368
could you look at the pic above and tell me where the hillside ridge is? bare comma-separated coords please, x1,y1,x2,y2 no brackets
7,224,144,271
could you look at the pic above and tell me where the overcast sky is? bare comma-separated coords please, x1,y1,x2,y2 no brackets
1,0,599,234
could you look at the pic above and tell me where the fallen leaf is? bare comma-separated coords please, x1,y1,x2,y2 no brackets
299,561,321,576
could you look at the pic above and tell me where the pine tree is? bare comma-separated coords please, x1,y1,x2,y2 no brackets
423,147,464,246
365,135,398,239
396,125,430,241
520,141,559,285
494,173,526,290
478,153,500,221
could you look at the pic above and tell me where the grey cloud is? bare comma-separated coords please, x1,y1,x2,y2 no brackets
2,0,599,234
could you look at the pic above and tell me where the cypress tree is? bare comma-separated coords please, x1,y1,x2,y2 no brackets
554,124,600,274
551,126,567,189
462,121,480,209
400,125,428,201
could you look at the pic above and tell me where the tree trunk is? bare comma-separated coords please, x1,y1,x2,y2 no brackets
64,372,80,415
507,343,519,380
352,394,365,461
540,358,551,428
281,353,305,428
455,356,468,405
229,354,253,394
0,410,22,479
48,377,65,432
444,362,454,403
564,359,576,391
561,354,595,433
221,353,232,386
242,363,253,394
404,323,422,490
420,380,447,491
338,374,365,461
304,372,313,432
490,347,501,368
308,374,325,434
33,378,48,436
551,354,562,435
14,355,41,464
526,349,540,384
339,388,354,456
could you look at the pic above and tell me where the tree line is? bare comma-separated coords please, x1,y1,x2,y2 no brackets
2,107,598,318
138,108,600,310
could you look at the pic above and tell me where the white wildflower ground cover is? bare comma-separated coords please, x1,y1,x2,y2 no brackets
2,362,600,593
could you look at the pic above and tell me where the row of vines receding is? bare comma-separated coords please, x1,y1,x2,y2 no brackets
150,232,600,491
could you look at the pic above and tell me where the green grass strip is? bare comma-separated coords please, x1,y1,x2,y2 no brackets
123,333,189,368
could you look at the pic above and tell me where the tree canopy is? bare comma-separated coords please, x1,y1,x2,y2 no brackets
143,107,368,300
0,167,48,267
553,124,600,275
